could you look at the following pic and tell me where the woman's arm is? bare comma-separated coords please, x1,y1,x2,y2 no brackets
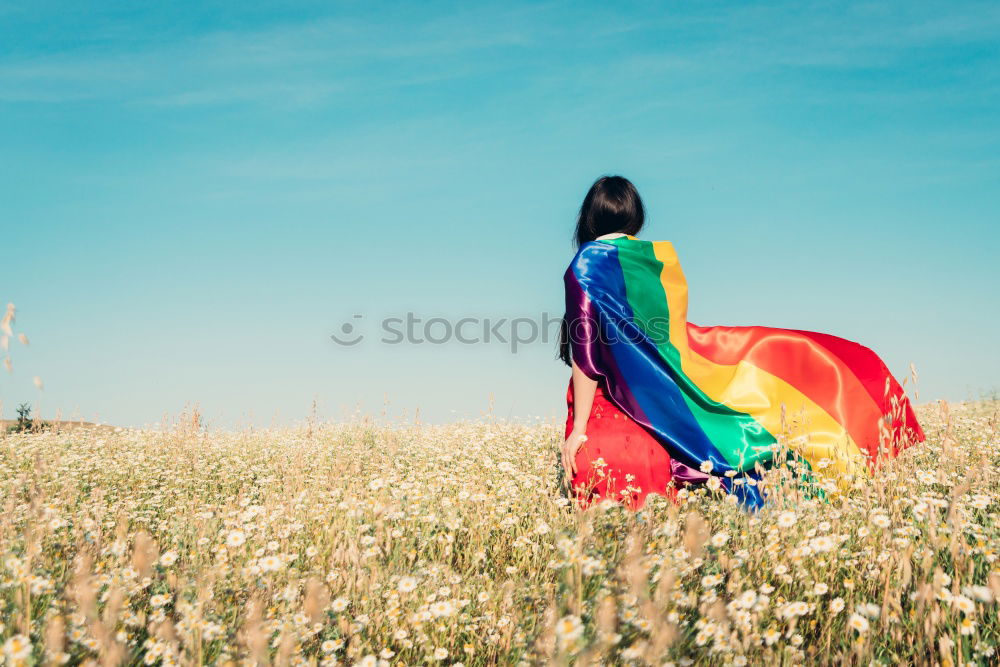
571,360,598,433
562,360,598,482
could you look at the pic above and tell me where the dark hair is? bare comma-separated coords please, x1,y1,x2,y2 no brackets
573,175,645,248
559,176,645,366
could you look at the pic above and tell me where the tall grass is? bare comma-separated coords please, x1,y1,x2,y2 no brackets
0,400,996,666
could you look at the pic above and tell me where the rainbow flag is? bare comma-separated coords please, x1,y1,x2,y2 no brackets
564,237,924,508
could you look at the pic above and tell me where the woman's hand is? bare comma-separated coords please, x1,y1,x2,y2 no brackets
565,361,597,489
561,429,588,486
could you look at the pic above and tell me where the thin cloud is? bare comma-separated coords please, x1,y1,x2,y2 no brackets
0,6,550,107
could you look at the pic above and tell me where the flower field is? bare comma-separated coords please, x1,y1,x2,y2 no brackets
1,400,997,666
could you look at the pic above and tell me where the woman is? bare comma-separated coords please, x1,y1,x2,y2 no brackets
559,176,924,511
559,176,675,510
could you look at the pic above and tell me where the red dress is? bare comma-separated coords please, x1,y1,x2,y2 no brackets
565,378,676,510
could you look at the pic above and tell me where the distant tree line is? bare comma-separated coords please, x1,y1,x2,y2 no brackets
7,402,50,433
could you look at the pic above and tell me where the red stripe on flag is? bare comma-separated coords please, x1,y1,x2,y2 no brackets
685,323,915,461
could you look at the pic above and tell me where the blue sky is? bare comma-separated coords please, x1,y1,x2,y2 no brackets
2,1,998,427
